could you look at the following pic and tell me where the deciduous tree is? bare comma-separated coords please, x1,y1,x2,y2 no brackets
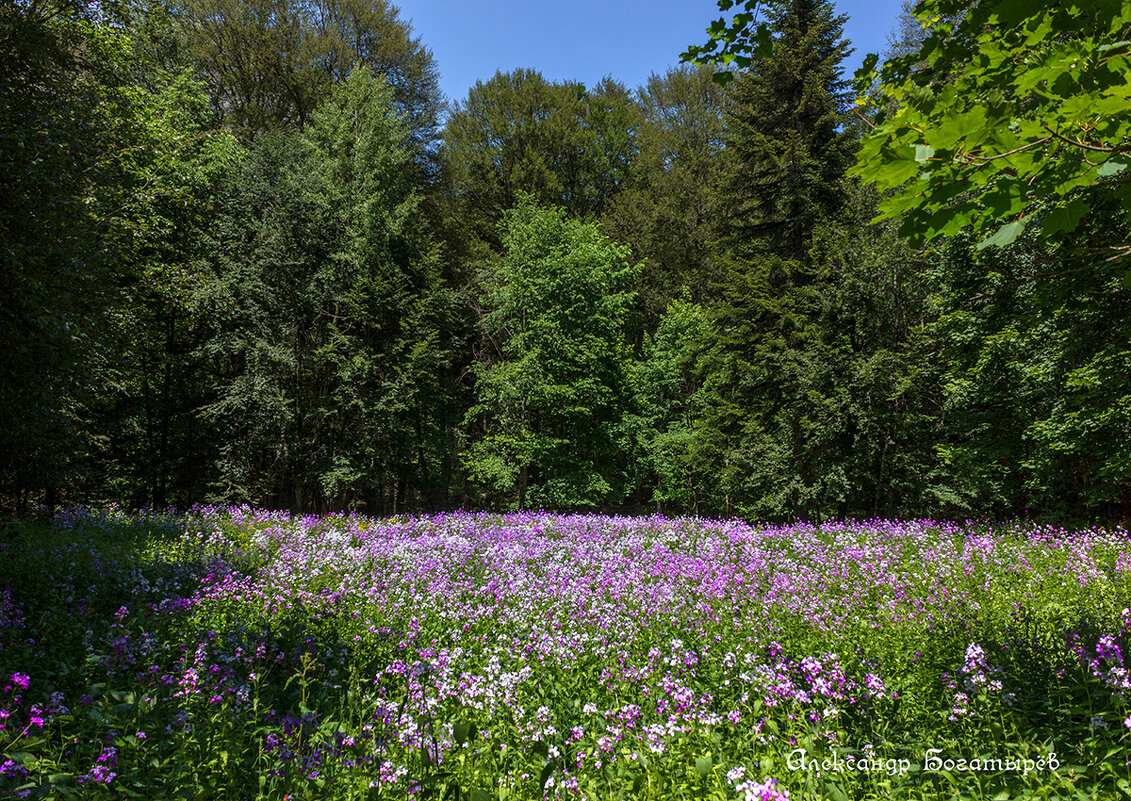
443,70,639,246
464,199,638,510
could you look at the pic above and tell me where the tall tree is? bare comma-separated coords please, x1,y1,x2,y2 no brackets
721,0,854,260
198,66,451,513
602,64,728,329
0,0,235,514
442,70,640,247
463,199,638,510
174,0,443,171
691,0,866,520
93,72,239,510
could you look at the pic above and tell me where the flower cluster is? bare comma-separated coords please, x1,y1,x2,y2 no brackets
946,642,1009,721
1,507,1129,799
735,776,791,801
79,747,118,784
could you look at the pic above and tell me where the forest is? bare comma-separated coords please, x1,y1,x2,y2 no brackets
3,0,1130,523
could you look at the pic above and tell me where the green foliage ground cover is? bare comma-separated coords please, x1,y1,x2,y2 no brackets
2,508,1130,799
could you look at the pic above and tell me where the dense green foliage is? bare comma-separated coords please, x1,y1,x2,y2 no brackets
684,0,864,519
196,66,453,513
464,201,637,509
601,65,727,328
2,0,1131,521
443,70,638,245
852,0,1131,254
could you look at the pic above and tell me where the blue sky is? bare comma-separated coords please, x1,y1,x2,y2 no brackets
394,0,908,107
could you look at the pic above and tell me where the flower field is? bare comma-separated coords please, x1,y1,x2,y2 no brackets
1,509,1130,800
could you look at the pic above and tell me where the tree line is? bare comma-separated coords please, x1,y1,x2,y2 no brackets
2,0,1129,521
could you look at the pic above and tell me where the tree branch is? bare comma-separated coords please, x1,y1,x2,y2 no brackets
1042,124,1128,155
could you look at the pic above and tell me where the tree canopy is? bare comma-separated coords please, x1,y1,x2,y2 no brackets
686,0,1131,261
4,0,1131,521
854,0,1131,257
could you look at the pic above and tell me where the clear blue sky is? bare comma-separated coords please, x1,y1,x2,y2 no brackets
393,0,907,107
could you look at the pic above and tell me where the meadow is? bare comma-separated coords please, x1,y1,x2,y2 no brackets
1,508,1129,800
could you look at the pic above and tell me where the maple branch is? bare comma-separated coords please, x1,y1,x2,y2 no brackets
1042,124,1128,154
958,135,1053,166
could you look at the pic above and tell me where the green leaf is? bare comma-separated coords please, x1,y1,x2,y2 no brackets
993,0,1037,26
927,107,989,150
852,53,879,95
1098,159,1130,177
1040,197,1090,237
869,146,922,190
454,722,470,744
695,756,713,780
976,219,1025,250
540,759,557,790
825,781,850,801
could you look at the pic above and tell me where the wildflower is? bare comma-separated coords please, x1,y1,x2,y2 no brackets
1097,635,1124,666
1,759,28,780
735,777,790,801
949,692,970,721
80,747,118,785
10,673,29,690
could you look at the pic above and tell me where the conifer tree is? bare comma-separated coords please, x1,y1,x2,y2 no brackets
692,0,866,520
722,0,854,262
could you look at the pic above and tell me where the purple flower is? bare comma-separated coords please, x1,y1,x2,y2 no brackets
79,747,118,785
1,759,29,779
735,777,790,801
1097,635,1124,667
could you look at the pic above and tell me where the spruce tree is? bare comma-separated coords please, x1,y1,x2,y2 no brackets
722,0,854,262
691,0,864,520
